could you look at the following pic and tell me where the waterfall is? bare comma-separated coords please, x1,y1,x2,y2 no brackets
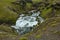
11,10,44,34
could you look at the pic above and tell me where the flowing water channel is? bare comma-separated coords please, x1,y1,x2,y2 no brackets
11,10,44,34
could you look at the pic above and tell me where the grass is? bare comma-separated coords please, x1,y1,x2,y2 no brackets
26,3,32,10
41,7,52,18
0,32,18,40
0,0,18,24
19,37,27,40
0,0,60,40
0,24,18,35
0,0,18,36
32,0,42,3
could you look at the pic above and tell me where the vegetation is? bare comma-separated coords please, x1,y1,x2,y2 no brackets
19,37,27,40
0,0,60,40
0,0,18,24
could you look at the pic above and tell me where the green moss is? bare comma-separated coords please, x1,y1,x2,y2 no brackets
42,27,47,31
55,10,60,16
0,0,60,40
0,32,17,40
0,0,18,24
41,8,52,18
32,0,42,3
26,3,32,10
52,31,60,35
35,35,42,39
0,24,18,35
19,37,27,40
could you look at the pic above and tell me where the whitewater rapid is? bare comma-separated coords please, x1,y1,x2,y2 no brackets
11,10,44,34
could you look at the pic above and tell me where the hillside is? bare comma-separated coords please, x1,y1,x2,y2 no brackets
0,0,60,40
0,0,18,24
19,16,60,40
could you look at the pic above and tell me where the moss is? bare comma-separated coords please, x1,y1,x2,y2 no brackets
26,3,32,10
41,8,52,18
0,24,18,35
0,0,18,24
32,0,42,3
42,27,47,31
19,37,27,40
52,31,60,35
0,32,17,40
0,0,60,40
35,30,42,39
35,35,42,39
55,10,60,16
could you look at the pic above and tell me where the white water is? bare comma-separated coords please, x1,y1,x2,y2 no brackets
11,10,44,34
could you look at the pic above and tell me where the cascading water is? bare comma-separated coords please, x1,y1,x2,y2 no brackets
11,10,44,34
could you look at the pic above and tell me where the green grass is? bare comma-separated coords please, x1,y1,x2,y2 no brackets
0,0,60,40
0,24,18,35
0,0,18,24
19,37,27,40
32,0,42,3
0,32,18,40
41,7,52,18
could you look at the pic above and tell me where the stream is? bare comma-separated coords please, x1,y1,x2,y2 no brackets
11,10,44,35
